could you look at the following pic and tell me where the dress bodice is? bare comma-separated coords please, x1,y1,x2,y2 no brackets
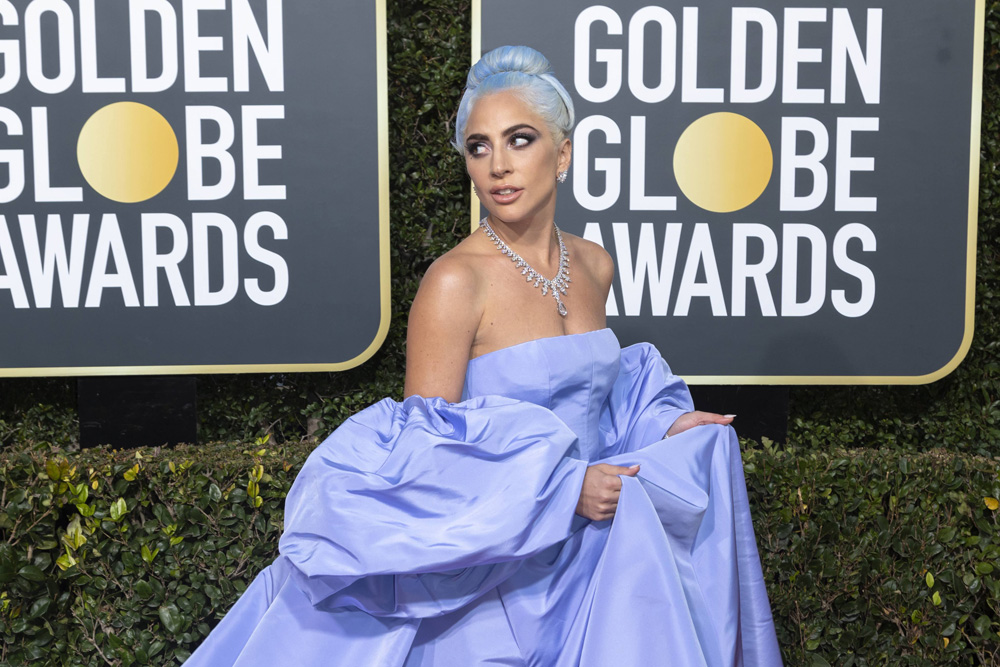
462,328,620,461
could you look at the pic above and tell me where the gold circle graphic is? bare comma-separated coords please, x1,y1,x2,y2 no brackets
77,102,179,203
673,112,773,213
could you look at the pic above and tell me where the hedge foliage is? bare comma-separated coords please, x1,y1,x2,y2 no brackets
0,440,311,666
748,442,1000,665
2,439,1000,665
1,0,1000,665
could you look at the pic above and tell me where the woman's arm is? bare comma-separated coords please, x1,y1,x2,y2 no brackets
404,255,484,402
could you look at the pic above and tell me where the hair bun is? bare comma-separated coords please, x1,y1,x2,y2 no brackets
466,45,552,89
454,45,575,154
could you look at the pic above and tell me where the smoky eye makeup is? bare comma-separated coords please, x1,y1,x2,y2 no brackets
510,131,537,147
466,141,488,156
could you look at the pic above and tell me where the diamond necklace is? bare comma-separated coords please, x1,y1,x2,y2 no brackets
479,216,571,317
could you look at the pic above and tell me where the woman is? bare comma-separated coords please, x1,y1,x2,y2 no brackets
185,46,782,666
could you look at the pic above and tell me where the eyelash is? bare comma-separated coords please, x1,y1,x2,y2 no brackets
510,132,535,148
466,132,537,157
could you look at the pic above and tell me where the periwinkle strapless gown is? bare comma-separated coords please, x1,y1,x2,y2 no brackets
185,329,782,666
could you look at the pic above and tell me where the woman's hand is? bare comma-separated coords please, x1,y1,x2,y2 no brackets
666,411,735,437
575,463,640,521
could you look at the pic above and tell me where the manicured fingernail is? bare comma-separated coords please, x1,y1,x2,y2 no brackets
724,414,736,419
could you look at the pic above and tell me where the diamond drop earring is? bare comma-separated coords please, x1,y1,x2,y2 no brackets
557,171,568,184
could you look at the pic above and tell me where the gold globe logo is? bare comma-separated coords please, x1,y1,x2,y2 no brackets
673,112,773,214
77,102,179,204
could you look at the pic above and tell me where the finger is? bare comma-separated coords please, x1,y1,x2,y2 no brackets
698,412,735,425
598,463,640,476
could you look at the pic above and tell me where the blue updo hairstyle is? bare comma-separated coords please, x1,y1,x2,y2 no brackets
454,45,575,155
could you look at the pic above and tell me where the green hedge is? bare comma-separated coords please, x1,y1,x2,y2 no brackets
748,442,1000,665
0,440,311,666
2,440,999,665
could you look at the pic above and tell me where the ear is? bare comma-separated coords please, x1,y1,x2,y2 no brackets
557,138,572,174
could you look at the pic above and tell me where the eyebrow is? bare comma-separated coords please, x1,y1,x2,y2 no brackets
465,123,540,143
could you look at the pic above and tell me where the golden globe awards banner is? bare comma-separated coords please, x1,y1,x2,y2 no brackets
476,0,984,383
0,0,388,376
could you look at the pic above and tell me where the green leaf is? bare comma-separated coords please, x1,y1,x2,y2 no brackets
974,614,992,636
109,497,128,522
135,580,153,599
26,597,51,620
73,482,88,504
158,603,184,634
56,552,76,571
926,572,935,588
933,591,942,606
977,562,994,575
141,544,159,564
18,565,45,582
62,515,87,550
208,484,222,503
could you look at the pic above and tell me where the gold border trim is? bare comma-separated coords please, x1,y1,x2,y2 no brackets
473,0,984,386
0,0,392,378
469,0,482,233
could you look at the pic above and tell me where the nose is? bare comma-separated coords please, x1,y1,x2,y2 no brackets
490,150,511,178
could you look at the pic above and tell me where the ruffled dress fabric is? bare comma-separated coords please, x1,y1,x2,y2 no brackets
184,329,782,666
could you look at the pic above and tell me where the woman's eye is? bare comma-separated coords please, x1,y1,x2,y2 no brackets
467,142,488,156
511,133,534,148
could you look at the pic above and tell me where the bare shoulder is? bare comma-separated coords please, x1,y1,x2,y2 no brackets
404,235,487,401
563,233,614,288
409,237,487,337
418,242,483,300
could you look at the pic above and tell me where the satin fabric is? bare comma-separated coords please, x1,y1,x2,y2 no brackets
185,328,782,666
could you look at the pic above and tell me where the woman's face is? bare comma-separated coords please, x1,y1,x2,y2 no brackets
463,90,571,227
